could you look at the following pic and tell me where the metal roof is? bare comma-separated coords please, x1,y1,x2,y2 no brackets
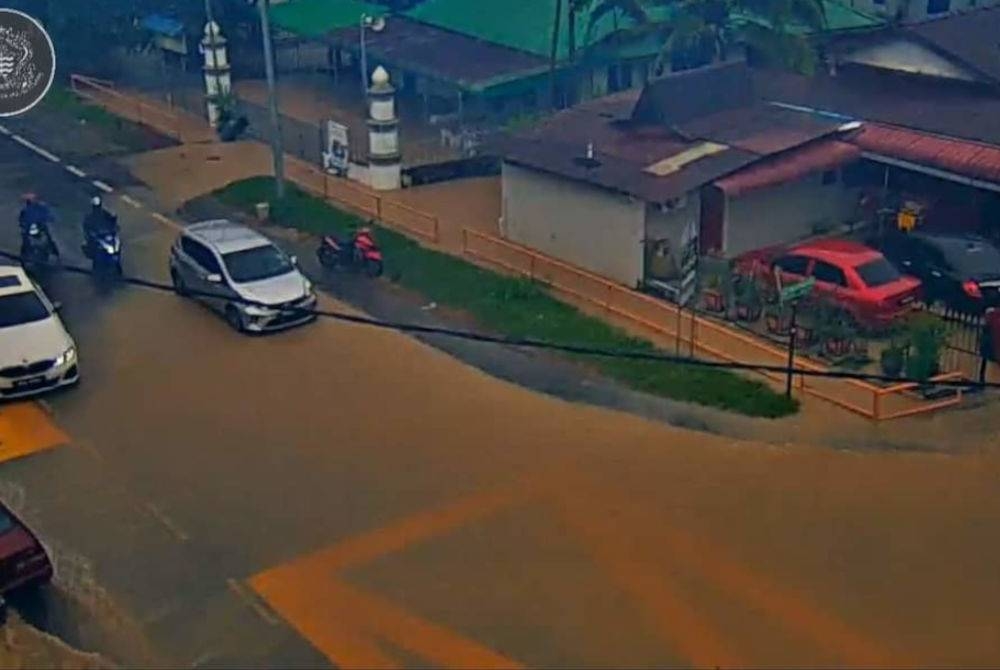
715,139,861,196
850,123,1000,185
141,14,185,38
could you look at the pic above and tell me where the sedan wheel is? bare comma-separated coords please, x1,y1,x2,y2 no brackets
171,269,189,297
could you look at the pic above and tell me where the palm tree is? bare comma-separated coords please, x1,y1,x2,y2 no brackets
586,0,826,75
550,0,564,108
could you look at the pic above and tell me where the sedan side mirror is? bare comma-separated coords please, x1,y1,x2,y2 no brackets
206,273,223,284
290,255,298,266
51,301,63,312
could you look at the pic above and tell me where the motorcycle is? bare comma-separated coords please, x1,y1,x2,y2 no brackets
21,223,54,270
316,227,383,277
83,221,122,278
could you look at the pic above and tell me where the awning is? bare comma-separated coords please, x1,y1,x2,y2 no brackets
850,123,1000,186
141,14,185,38
714,139,861,197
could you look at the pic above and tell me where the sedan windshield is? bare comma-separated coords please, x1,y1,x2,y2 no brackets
855,257,902,288
222,245,293,283
0,291,50,328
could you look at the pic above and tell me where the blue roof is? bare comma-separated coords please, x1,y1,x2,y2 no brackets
141,14,185,37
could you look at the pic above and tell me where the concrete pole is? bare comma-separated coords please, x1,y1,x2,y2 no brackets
257,0,286,198
359,15,369,100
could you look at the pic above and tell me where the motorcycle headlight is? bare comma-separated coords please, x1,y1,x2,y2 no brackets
54,346,76,367
28,224,39,235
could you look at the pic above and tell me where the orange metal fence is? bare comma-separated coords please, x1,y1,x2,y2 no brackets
462,228,963,421
70,74,185,142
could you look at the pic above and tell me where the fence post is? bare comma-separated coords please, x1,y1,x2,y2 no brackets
462,228,468,253
376,196,382,220
605,284,614,312
873,390,881,421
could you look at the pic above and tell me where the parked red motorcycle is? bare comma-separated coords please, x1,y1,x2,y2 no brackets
316,226,384,277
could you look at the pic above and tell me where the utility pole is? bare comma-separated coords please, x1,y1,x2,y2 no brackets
255,0,286,198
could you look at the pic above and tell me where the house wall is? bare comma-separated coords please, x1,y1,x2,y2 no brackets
500,162,646,286
644,192,701,280
724,171,860,257
850,0,998,22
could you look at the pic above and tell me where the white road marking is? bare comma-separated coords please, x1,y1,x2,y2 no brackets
11,134,61,162
65,165,87,178
226,578,279,625
120,194,142,209
92,179,114,193
143,502,190,543
151,211,183,232
0,124,10,135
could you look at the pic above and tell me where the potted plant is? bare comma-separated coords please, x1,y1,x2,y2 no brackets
814,303,854,357
732,273,763,322
904,315,946,382
701,273,726,313
880,342,906,378
765,301,793,335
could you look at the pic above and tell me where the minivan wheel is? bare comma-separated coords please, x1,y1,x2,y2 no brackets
225,305,245,333
171,269,189,297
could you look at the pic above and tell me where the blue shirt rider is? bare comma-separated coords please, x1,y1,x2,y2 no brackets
18,193,58,258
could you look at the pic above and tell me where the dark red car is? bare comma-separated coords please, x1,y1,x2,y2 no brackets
0,502,52,593
740,239,923,328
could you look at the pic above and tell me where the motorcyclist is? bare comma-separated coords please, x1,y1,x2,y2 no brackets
18,193,58,259
82,196,118,256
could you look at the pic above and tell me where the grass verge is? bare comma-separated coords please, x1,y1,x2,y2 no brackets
39,85,162,152
216,177,798,418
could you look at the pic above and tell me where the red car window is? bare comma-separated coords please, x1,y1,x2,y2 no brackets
812,261,848,288
773,255,810,276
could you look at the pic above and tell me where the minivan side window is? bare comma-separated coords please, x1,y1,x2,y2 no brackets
181,238,221,274
812,260,848,287
773,255,810,276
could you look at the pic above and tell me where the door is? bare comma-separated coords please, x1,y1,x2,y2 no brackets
811,260,852,307
700,186,725,255
179,238,228,311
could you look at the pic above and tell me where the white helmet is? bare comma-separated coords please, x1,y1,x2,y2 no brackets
91,196,102,207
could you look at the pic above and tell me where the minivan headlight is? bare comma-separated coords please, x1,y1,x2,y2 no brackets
242,304,270,317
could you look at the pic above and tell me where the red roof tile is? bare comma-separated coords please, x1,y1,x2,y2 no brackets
715,140,860,196
850,123,1000,184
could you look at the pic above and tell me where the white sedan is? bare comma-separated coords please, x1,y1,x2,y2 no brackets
0,263,78,399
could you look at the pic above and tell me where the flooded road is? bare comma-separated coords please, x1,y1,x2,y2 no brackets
0,134,999,667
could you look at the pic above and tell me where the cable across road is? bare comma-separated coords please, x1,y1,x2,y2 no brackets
4,249,999,391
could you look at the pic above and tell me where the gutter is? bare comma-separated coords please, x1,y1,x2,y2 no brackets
859,151,1000,194
765,100,857,123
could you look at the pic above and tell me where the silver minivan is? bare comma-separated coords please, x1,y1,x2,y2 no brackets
169,220,317,333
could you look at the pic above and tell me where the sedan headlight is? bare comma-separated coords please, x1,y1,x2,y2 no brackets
54,346,76,367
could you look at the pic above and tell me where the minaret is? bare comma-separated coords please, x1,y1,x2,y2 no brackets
201,20,232,128
367,66,401,191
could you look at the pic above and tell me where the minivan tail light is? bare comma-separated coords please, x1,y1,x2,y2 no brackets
963,281,983,299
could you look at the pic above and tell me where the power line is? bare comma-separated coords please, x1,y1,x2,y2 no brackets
5,250,998,391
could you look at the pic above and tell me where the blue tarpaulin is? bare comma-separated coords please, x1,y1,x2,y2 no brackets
141,14,185,37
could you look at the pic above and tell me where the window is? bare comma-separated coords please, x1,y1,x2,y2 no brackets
0,291,50,328
812,260,848,287
222,245,294,283
773,255,811,276
856,258,902,287
181,238,221,274
927,0,951,14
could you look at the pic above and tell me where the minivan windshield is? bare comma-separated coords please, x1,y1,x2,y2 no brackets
222,245,294,283
855,257,902,288
0,291,50,328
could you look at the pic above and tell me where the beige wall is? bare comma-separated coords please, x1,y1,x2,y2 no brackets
501,162,645,287
724,171,859,257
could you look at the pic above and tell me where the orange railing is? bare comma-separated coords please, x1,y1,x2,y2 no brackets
462,228,964,421
69,74,185,142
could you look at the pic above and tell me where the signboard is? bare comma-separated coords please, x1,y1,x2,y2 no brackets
322,120,349,175
779,275,815,304
677,218,699,307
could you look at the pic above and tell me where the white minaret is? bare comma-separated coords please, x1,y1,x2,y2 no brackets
367,66,401,191
201,20,232,128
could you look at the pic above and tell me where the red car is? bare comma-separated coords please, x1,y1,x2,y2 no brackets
0,502,52,593
740,239,923,328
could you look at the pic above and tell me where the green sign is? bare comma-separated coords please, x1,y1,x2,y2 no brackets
779,276,815,304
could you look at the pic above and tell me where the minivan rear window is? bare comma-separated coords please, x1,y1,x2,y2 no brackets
856,258,901,287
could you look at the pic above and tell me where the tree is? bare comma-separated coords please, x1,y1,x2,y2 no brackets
549,0,564,108
586,0,826,75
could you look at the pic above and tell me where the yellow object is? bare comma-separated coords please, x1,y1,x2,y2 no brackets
0,403,68,464
897,211,917,232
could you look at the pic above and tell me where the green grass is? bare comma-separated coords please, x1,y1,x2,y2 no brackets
39,85,156,152
216,177,798,418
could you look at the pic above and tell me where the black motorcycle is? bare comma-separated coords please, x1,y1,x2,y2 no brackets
21,223,55,270
83,219,122,278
